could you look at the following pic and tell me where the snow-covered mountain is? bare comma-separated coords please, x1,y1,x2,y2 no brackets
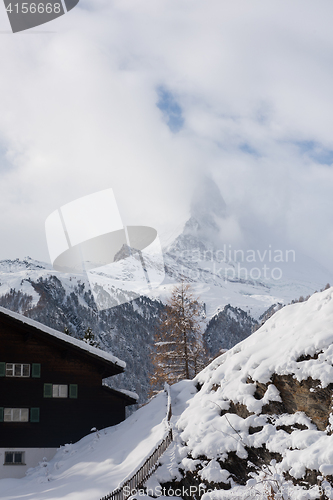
0,179,331,404
2,179,329,324
154,178,333,319
0,257,258,404
204,304,257,355
0,257,166,404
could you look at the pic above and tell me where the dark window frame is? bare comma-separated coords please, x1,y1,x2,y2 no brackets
5,363,30,378
4,451,26,465
3,408,29,422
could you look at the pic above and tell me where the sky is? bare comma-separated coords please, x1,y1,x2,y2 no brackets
0,0,333,272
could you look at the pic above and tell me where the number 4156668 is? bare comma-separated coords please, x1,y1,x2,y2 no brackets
6,3,61,13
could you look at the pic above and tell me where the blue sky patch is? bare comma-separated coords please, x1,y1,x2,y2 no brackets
239,143,260,156
297,140,333,165
156,87,184,133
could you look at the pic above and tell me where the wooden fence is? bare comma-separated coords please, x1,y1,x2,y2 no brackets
101,385,173,500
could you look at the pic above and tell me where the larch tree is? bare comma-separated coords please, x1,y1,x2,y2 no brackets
150,282,206,395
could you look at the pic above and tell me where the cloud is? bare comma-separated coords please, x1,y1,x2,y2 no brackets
0,0,332,273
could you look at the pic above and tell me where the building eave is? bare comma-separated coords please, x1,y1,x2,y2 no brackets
0,306,125,376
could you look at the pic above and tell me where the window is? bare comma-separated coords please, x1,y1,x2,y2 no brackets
53,384,68,398
5,363,30,377
0,407,39,422
4,408,29,422
44,384,77,398
4,451,25,465
0,363,40,377
44,383,68,398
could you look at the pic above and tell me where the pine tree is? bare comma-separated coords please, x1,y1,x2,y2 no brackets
83,327,100,347
150,282,206,395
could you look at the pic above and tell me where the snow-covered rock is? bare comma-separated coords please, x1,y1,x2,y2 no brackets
166,287,333,495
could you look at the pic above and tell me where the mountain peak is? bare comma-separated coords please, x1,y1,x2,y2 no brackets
190,176,226,220
168,177,226,254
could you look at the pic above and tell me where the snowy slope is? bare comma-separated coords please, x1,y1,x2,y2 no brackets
144,246,333,320
165,287,333,497
0,257,90,311
158,230,333,320
0,383,198,500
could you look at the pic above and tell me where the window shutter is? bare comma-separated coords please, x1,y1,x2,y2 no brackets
43,383,53,398
0,362,5,377
69,384,78,399
0,408,3,422
31,364,41,378
30,408,40,423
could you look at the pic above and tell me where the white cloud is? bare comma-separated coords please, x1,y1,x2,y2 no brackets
0,0,332,273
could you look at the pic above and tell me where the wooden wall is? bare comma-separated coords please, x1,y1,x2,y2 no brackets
0,315,128,448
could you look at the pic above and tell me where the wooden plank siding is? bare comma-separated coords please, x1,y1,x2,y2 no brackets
0,310,135,448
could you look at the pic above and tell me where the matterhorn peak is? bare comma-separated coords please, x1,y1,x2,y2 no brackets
190,176,227,221
172,177,227,252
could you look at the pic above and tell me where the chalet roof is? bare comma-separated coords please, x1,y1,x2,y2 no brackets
0,306,126,374
101,385,139,405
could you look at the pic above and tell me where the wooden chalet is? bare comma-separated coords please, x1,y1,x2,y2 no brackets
0,306,137,479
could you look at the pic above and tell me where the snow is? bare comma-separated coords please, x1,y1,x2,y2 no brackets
197,287,333,395
0,305,126,369
162,242,333,318
199,460,230,484
172,287,333,487
0,382,198,500
0,249,332,322
0,258,93,311
114,388,139,401
3,288,333,499
320,464,333,476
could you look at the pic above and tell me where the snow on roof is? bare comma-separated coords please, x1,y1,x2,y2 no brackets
116,388,139,401
102,384,139,401
0,305,126,369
